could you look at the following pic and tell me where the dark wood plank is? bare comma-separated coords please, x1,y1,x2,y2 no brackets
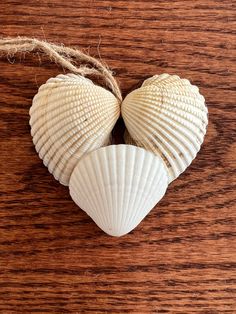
0,0,235,313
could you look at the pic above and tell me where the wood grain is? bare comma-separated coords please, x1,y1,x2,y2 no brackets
0,0,236,313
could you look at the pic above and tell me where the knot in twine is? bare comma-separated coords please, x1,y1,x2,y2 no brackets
0,37,122,102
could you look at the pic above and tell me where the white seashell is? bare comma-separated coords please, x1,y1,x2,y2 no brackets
69,145,168,236
122,73,208,182
29,74,120,185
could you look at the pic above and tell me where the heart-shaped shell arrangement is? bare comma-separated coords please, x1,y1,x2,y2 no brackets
30,72,208,236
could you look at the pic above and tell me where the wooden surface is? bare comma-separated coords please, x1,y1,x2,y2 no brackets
0,1,236,313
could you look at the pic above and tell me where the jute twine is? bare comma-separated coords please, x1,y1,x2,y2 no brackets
0,37,122,102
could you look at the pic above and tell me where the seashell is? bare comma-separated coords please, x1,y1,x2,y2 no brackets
29,73,120,185
121,73,208,182
69,145,168,236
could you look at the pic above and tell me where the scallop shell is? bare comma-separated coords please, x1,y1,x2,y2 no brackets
122,73,208,182
69,145,168,236
29,74,120,185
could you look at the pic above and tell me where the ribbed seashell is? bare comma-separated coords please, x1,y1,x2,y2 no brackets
122,73,208,182
69,145,168,236
29,74,120,185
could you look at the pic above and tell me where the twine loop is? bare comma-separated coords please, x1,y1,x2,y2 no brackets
0,37,122,102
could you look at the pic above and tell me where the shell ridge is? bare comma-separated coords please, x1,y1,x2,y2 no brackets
116,146,127,234
134,93,207,119
31,94,116,132
124,109,185,178
136,85,204,108
91,150,111,231
102,146,114,232
125,102,200,157
36,106,115,159
109,146,118,230
136,106,201,153
135,159,168,216
85,150,110,230
120,146,136,234
72,158,104,227
128,154,166,228
30,90,118,135
32,85,117,119
30,81,93,115
56,119,117,183
58,135,112,184
70,166,99,221
125,150,154,230
124,102,206,142
142,73,176,87
125,93,207,131
123,148,148,231
40,110,118,178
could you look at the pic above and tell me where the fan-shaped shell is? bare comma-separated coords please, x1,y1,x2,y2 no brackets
122,73,208,182
29,74,120,185
69,145,168,236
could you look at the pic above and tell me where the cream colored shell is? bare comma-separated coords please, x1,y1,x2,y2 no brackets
69,145,168,236
122,73,208,182
29,74,120,185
